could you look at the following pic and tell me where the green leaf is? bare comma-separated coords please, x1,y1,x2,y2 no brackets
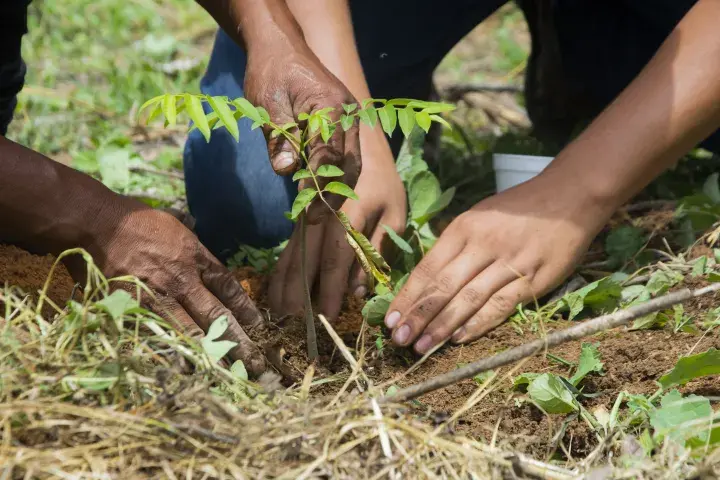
385,385,399,397
408,171,441,224
415,111,432,133
398,106,416,138
98,147,131,191
382,225,413,254
646,269,684,296
342,103,357,114
290,189,318,220
320,119,334,142
324,181,359,200
316,165,344,178
472,370,495,385
561,277,622,320
292,169,313,181
570,343,604,386
414,187,456,225
95,290,139,321
362,292,394,326
162,94,177,126
340,114,354,131
659,348,720,389
605,225,646,266
358,107,378,128
429,114,452,130
703,173,720,204
230,360,248,381
308,115,321,133
186,94,211,142
138,95,164,118
146,101,164,125
207,96,240,141
233,98,263,124
513,373,540,392
692,256,709,277
650,390,712,446
378,105,398,137
527,373,577,414
201,316,238,363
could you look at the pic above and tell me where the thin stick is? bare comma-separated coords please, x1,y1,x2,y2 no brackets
301,215,319,360
383,283,720,403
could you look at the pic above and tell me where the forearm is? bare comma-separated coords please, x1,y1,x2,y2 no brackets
288,0,392,166
0,136,126,255
545,0,720,210
195,0,304,52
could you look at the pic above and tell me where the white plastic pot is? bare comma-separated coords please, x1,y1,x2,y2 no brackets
492,153,554,193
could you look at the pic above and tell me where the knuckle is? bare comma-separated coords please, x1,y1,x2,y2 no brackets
461,287,483,306
413,261,435,282
488,293,516,313
433,275,453,294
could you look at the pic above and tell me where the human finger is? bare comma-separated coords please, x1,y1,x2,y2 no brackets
411,261,527,353
452,278,534,344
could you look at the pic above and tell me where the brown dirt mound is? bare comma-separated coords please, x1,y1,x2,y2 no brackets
0,244,75,314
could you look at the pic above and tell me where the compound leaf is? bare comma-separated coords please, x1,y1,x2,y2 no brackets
185,94,211,142
207,96,239,141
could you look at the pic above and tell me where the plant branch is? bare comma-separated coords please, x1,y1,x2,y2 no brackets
383,282,720,403
300,214,319,361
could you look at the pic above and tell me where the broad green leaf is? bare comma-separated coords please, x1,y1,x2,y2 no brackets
232,97,263,124
385,385,399,397
382,225,413,254
202,316,237,363
95,290,139,322
98,147,131,191
415,111,431,133
650,390,712,446
324,182,359,200
395,128,428,183
570,343,604,386
230,360,248,381
561,277,622,320
378,105,398,137
513,373,541,391
606,225,646,266
292,169,313,181
316,165,344,178
290,189,318,220
358,107,378,128
320,119,335,142
186,94,211,142
414,187,456,225
308,115,321,133
342,103,357,114
630,312,663,331
472,370,495,385
362,292,394,326
340,114,354,131
659,348,720,389
207,96,240,141
527,373,577,414
703,173,720,204
162,94,177,126
429,114,452,129
298,112,310,121
408,171,441,223
146,101,163,124
139,95,164,117
646,269,684,296
398,107,416,138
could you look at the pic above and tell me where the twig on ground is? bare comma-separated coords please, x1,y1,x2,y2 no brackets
130,165,185,180
623,200,676,213
443,83,523,100
383,283,720,403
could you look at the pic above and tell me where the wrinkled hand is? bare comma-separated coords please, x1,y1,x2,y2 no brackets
93,203,268,375
269,134,406,320
244,41,360,222
384,175,611,354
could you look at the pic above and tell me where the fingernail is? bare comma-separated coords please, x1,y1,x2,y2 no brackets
353,285,368,299
385,311,401,329
452,327,465,343
415,334,433,354
393,324,410,344
272,151,295,171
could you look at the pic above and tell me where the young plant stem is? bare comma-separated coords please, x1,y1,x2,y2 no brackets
300,213,319,360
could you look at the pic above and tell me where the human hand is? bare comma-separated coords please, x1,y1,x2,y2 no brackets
384,174,613,354
244,40,360,223
91,202,268,375
268,131,406,320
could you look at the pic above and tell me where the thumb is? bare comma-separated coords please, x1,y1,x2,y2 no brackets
264,110,300,176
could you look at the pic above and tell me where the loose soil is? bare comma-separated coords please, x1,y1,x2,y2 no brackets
2,245,719,462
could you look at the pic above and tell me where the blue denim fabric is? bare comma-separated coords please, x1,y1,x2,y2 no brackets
183,31,296,260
